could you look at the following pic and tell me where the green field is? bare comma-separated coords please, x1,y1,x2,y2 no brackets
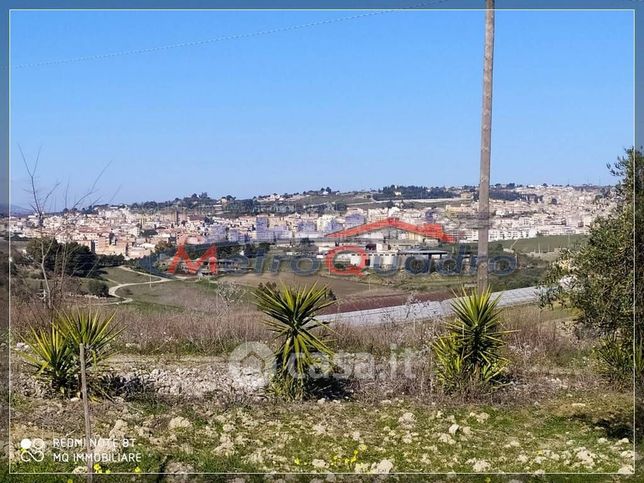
227,270,402,299
100,266,159,285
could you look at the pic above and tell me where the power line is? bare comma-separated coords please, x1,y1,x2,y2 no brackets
11,1,451,70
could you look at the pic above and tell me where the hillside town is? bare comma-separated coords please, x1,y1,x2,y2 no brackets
7,184,616,260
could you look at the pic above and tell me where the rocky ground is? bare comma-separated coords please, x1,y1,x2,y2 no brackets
7,349,639,479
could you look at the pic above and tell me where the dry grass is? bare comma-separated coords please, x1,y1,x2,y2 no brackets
115,304,269,355
332,319,441,356
10,290,608,410
10,288,582,368
502,304,588,370
8,290,268,355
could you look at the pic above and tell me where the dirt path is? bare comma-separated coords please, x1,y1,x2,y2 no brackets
98,266,173,305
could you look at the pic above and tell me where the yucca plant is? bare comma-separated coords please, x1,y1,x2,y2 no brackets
21,309,121,397
253,283,335,400
57,309,122,366
21,323,76,394
433,288,511,393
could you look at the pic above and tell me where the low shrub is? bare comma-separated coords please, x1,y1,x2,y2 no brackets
594,335,643,387
87,279,109,297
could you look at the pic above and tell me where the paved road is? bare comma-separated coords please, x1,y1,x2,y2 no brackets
318,286,541,326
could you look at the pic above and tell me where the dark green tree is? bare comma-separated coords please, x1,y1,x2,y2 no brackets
25,239,97,278
25,237,59,272
154,240,174,254
57,242,98,278
87,279,109,297
540,148,642,384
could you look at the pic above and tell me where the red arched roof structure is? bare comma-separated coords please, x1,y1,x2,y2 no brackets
326,217,456,243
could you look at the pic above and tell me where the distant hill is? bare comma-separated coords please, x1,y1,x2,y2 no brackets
0,204,32,216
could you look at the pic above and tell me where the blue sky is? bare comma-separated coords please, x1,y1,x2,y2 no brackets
10,9,634,208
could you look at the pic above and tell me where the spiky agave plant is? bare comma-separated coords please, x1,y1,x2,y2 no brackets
57,309,122,367
253,283,335,400
21,323,76,394
433,288,511,393
22,309,121,396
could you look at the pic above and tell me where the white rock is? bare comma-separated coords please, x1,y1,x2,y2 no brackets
575,449,595,467
312,459,328,469
475,412,490,423
109,419,128,440
165,461,195,474
168,416,192,431
398,412,416,426
448,423,460,435
372,459,394,474
618,464,634,474
472,459,490,472
437,433,455,445
354,462,370,473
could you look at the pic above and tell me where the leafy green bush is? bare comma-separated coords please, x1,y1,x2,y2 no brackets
87,279,109,297
540,148,641,384
432,288,511,393
253,283,335,400
594,336,644,388
21,309,121,397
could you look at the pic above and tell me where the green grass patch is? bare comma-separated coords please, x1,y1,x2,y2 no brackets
497,234,588,254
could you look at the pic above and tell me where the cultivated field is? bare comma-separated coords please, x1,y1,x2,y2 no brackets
227,271,402,298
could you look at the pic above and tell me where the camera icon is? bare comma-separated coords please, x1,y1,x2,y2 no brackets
19,438,45,462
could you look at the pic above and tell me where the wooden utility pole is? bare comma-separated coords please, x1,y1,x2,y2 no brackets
80,344,93,480
477,0,495,294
